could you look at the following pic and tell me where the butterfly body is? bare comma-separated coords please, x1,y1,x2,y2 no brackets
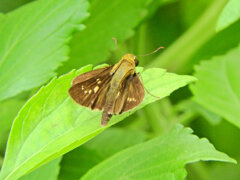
68,54,145,126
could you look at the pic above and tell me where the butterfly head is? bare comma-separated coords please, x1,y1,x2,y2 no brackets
122,54,139,67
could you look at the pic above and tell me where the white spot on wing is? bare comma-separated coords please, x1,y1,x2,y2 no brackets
94,86,99,93
96,78,101,84
127,97,136,102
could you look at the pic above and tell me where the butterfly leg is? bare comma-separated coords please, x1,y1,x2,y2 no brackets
138,73,160,98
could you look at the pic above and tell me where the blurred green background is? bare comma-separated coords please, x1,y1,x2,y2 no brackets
0,0,240,179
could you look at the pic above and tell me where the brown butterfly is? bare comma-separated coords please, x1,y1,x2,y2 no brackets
68,54,145,126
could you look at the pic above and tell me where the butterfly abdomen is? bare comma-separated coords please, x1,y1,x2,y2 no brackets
101,111,112,126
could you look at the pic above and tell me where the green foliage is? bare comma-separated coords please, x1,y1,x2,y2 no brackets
59,128,146,180
0,100,25,134
81,125,235,180
58,0,149,74
187,19,240,72
0,0,89,101
0,0,240,179
0,99,25,154
0,65,195,180
176,100,221,125
191,45,240,128
180,0,213,28
20,158,61,180
217,0,240,31
149,0,229,73
0,0,32,13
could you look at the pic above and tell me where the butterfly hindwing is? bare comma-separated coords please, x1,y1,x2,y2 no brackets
68,66,113,110
110,76,130,114
110,73,145,114
121,73,145,113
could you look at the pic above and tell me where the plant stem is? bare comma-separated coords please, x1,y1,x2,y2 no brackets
148,0,228,73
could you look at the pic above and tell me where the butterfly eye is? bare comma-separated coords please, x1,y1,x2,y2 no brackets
134,58,139,66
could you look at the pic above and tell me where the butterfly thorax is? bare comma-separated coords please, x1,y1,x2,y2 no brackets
110,58,135,88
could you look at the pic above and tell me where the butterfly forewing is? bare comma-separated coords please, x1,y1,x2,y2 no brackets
68,66,113,110
72,66,111,85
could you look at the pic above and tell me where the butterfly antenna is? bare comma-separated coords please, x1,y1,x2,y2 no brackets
137,46,164,57
138,73,160,98
112,37,124,54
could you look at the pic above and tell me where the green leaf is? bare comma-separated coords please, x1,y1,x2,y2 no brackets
0,156,3,168
129,2,183,66
81,124,236,180
144,0,178,19
0,65,196,180
59,128,146,180
20,158,61,180
176,100,221,125
217,0,240,31
187,19,240,72
191,102,222,125
0,0,33,13
148,0,229,73
191,45,240,128
57,0,149,74
187,161,240,180
0,99,25,138
180,0,214,28
0,13,4,19
0,0,89,101
0,99,25,154
83,128,147,158
206,161,240,180
191,116,240,159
